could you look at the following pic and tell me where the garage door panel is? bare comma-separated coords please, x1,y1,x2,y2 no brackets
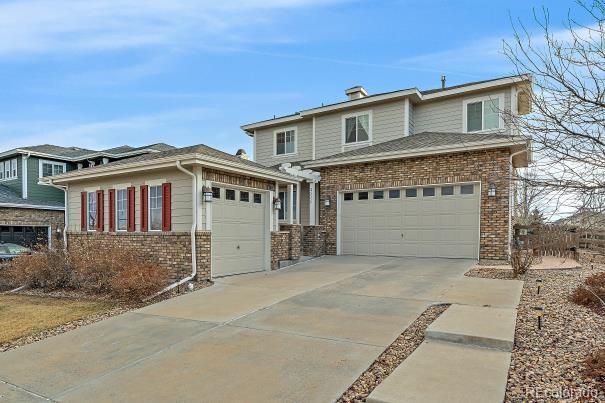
341,183,479,259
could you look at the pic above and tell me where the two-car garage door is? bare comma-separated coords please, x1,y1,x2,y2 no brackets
340,183,480,259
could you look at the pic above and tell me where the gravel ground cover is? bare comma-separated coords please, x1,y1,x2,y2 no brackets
337,304,449,403
0,280,212,353
467,265,605,402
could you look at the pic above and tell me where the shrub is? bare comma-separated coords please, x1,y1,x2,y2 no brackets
582,349,605,382
510,244,534,277
109,262,168,301
5,248,73,289
570,272,605,311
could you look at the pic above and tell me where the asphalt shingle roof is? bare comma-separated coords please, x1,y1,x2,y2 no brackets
0,185,64,208
305,132,526,165
3,143,175,159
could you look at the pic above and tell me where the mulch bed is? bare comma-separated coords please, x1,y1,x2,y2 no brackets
467,265,605,402
337,304,449,402
0,280,212,353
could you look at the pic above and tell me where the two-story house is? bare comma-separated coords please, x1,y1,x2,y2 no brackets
0,143,173,247
242,74,533,263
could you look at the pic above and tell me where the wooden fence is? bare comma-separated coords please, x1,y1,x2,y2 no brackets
513,224,605,258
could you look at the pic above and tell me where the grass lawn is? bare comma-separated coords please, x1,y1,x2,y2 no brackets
0,294,114,344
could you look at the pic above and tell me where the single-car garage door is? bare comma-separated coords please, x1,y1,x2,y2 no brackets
340,183,480,259
212,186,268,277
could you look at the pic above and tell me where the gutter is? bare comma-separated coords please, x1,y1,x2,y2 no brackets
46,179,68,250
508,148,529,258
145,160,198,301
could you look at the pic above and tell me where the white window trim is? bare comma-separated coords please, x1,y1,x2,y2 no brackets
341,110,373,150
115,187,128,232
0,158,19,182
462,93,505,133
273,126,298,157
148,184,163,232
38,159,67,179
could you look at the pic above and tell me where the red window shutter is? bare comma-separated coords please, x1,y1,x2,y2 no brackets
96,190,104,232
108,189,116,232
162,182,171,232
140,185,148,232
127,186,136,232
80,192,87,231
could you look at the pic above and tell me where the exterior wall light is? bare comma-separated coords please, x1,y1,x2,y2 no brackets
488,183,497,197
324,197,331,207
202,186,213,203
273,197,282,210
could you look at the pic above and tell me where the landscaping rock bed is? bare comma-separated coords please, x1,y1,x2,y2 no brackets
467,265,605,401
0,280,212,353
337,304,449,403
465,266,517,280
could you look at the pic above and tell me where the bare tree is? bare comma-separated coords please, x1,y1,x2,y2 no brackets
504,0,605,226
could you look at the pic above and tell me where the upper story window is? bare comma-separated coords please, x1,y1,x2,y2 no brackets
343,111,371,145
275,128,296,156
0,159,18,181
463,94,504,133
149,185,163,231
39,160,66,178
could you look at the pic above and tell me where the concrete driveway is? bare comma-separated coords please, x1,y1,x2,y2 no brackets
0,256,480,402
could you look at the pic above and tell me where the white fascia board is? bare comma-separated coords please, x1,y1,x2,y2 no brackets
304,139,530,168
0,203,65,211
46,154,300,185
422,75,531,100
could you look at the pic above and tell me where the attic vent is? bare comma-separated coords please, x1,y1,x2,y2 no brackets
345,86,368,100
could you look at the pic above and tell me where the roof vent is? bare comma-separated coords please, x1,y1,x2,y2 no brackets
235,149,248,160
345,86,368,100
441,75,446,89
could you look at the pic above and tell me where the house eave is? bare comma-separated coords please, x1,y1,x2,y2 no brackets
0,203,65,211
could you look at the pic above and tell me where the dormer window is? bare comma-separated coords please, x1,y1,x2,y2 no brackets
343,111,371,145
275,128,296,156
39,160,66,178
463,94,504,132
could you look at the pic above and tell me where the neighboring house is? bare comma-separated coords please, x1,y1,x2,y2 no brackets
43,74,533,287
556,209,605,229
0,143,173,247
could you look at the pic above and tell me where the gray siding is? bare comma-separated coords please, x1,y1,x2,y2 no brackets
315,100,406,160
408,103,415,135
67,168,194,232
254,120,313,167
414,89,512,134
27,157,76,204
0,157,22,196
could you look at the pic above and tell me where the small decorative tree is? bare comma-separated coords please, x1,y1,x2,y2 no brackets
510,236,535,277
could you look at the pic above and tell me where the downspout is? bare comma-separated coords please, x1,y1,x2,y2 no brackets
145,160,197,300
509,149,528,257
46,179,68,250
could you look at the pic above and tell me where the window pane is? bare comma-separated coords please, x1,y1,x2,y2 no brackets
11,159,17,177
240,191,249,202
253,193,262,204
88,192,96,230
373,190,384,199
226,189,235,200
460,184,474,195
276,132,285,155
358,192,368,200
389,189,401,198
149,185,162,231
357,114,369,142
42,163,53,177
483,99,499,130
53,164,64,175
423,187,435,197
405,188,417,198
4,161,10,178
212,187,221,199
345,117,357,143
344,193,354,201
117,189,127,230
278,191,287,220
467,102,482,132
441,186,454,196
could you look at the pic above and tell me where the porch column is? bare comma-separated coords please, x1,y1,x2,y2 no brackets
296,182,301,224
288,184,294,224
309,181,316,225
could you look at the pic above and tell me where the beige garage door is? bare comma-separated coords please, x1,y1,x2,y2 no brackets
340,183,480,259
212,187,268,277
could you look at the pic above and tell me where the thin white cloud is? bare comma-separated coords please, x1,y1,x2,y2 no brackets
0,0,347,55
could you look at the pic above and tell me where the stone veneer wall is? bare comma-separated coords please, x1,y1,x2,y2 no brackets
271,231,290,269
302,225,326,257
0,207,65,245
67,231,212,282
319,148,512,261
279,224,301,260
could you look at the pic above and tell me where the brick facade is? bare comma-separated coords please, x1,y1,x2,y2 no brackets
279,224,301,260
271,231,290,269
318,148,512,261
0,206,65,246
67,231,212,282
302,225,326,257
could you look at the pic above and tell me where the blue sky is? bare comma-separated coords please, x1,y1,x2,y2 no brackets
0,0,579,156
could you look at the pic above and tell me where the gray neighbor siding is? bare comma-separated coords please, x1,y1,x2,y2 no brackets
27,157,77,204
0,157,22,196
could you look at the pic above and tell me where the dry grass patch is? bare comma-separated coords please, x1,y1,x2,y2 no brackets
0,294,113,344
